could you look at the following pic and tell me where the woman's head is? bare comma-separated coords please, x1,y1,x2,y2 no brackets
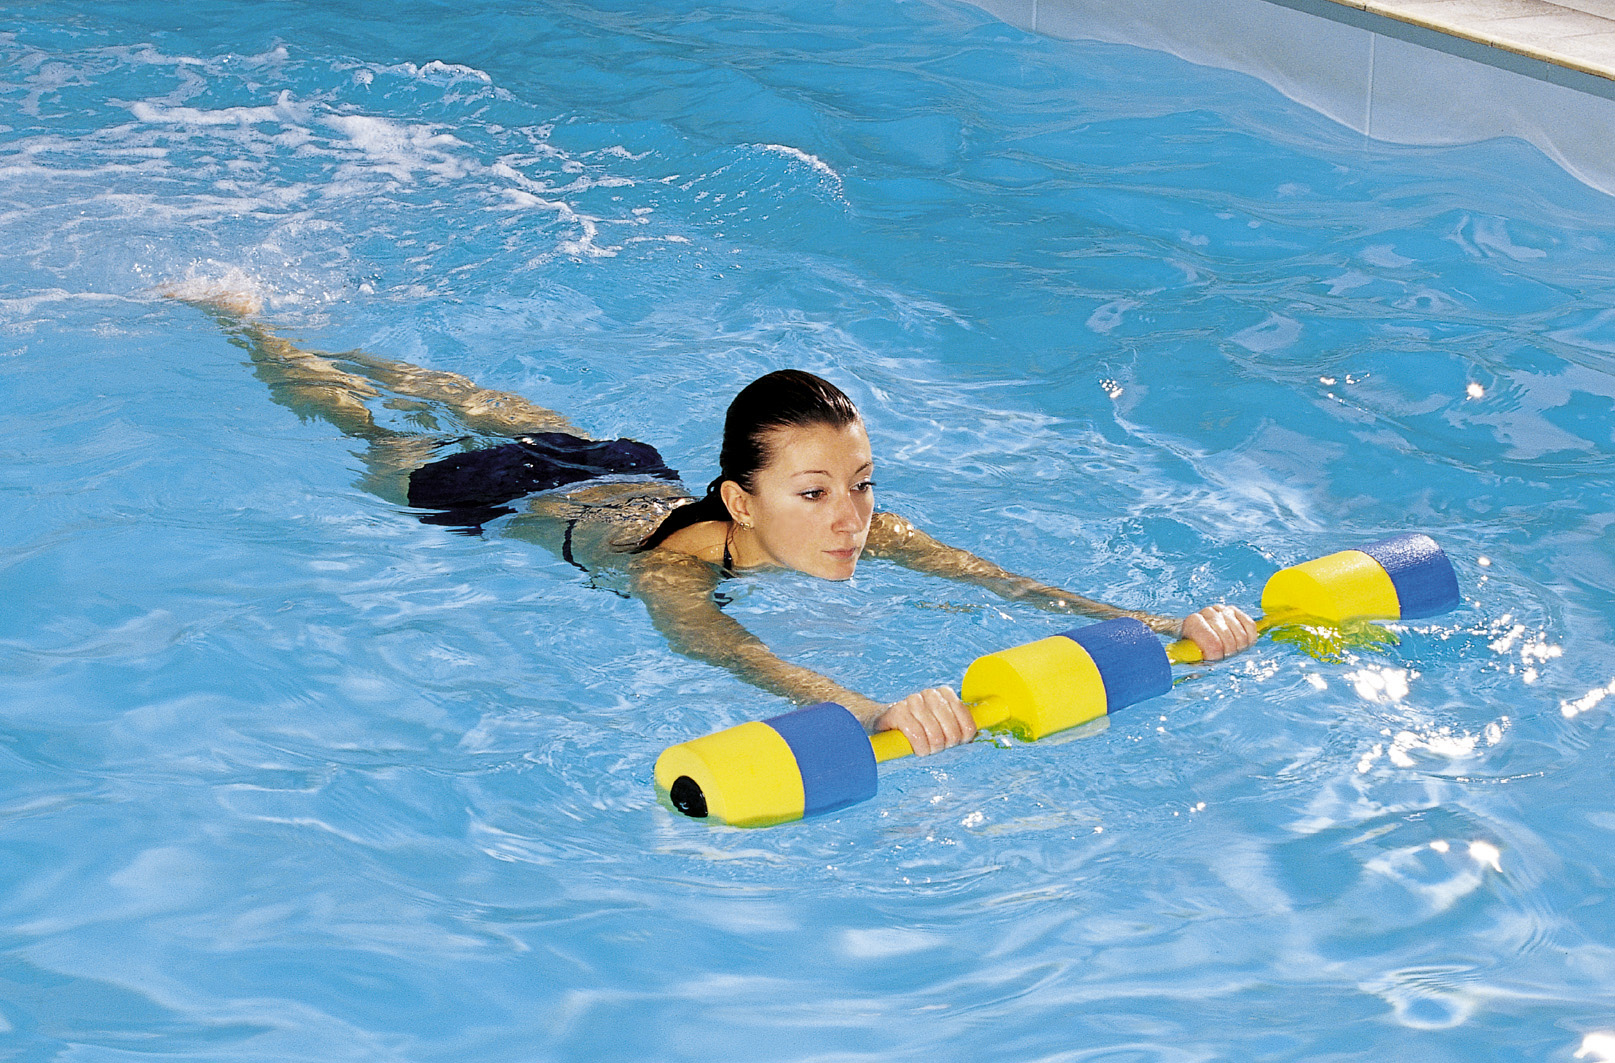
640,370,875,579
716,372,873,580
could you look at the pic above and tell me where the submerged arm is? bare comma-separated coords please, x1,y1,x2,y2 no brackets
863,512,1256,659
863,512,1183,635
628,549,888,724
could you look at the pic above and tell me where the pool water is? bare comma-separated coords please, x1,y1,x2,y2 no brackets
4,0,1615,1059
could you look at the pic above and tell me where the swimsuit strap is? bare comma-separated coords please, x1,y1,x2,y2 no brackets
722,523,735,576
561,518,589,574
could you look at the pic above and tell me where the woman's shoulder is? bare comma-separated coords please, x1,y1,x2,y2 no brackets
650,518,730,565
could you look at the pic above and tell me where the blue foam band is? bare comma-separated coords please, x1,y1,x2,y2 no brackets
765,702,878,817
1359,533,1461,619
1057,617,1173,713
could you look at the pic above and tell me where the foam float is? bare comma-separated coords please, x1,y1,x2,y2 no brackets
654,533,1460,827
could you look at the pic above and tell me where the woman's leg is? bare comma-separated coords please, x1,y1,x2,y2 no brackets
208,314,432,505
327,347,584,439
219,316,390,441
186,301,582,505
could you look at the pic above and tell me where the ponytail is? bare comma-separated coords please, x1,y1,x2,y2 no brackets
638,475,731,551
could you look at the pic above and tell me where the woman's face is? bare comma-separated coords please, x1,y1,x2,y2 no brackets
730,420,875,580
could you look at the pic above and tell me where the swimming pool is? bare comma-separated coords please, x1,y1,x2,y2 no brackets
4,0,1615,1058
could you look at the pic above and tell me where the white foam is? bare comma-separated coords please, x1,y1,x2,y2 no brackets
495,190,620,259
323,113,469,182
753,143,846,199
372,60,493,84
7,38,690,301
160,265,269,316
418,60,491,83
755,143,839,181
119,42,207,68
17,53,92,118
243,43,290,67
0,289,129,318
130,91,311,128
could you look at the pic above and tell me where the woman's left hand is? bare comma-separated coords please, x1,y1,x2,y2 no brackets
1181,604,1258,661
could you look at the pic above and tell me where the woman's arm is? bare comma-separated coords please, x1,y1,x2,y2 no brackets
628,548,976,754
864,512,1256,660
863,512,1177,631
628,549,888,721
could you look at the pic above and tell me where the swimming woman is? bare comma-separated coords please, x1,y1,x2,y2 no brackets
186,295,1257,756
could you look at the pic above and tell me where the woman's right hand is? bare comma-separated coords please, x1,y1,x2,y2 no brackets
1180,603,1259,661
873,686,976,755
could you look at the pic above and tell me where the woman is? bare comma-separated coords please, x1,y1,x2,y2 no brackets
193,297,1256,756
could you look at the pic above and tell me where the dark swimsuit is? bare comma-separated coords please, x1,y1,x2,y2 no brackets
407,432,680,534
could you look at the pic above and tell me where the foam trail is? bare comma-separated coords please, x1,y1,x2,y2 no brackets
160,266,268,316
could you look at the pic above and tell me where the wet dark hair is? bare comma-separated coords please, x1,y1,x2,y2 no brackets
640,369,861,551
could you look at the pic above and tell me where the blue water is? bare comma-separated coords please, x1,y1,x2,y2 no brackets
4,0,1615,1059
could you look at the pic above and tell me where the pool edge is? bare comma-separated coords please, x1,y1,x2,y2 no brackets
968,0,1615,196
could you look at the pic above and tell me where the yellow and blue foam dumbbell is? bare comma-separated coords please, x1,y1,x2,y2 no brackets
655,531,1462,828
654,616,1171,828
1167,531,1462,662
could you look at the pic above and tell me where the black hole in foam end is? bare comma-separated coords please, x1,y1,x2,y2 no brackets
669,776,708,818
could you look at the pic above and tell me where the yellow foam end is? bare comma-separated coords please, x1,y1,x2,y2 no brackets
1167,637,1204,665
1261,549,1402,624
869,728,912,763
653,721,805,828
960,636,1106,741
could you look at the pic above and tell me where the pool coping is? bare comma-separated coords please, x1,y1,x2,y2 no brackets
1292,0,1615,97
